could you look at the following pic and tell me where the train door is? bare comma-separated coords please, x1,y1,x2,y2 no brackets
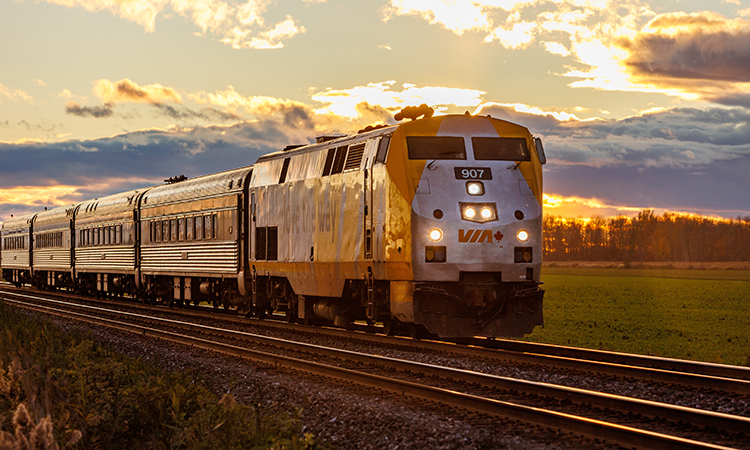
237,181,249,298
364,163,374,260
364,145,375,320
249,189,258,307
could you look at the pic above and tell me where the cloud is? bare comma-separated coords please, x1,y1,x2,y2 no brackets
0,83,33,103
232,16,305,49
543,155,750,219
3,93,750,222
65,101,115,118
383,2,750,105
95,78,182,104
190,87,318,128
384,0,492,35
475,102,750,169
67,79,242,122
40,0,311,49
542,192,749,220
311,81,485,118
614,11,750,98
0,185,86,206
151,103,242,122
0,122,276,224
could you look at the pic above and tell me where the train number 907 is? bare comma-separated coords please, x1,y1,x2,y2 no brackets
454,167,492,180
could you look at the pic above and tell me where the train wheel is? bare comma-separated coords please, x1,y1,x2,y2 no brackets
408,324,424,340
382,318,397,336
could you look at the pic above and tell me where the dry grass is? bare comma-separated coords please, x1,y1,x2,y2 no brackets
0,302,320,449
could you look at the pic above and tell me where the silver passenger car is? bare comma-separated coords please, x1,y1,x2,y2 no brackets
75,189,148,295
1,212,37,286
31,205,77,289
139,167,253,306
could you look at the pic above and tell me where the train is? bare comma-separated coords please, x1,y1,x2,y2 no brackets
1,111,547,338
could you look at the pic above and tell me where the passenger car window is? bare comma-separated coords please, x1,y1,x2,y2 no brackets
178,218,185,241
195,216,203,240
186,217,194,240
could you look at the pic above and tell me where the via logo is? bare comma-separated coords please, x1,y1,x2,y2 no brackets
458,229,504,243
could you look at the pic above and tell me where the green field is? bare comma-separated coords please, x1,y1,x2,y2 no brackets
522,267,750,366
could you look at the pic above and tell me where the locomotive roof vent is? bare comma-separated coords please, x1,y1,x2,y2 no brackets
283,144,306,151
315,135,345,144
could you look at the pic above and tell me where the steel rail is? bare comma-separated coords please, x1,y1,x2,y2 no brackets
3,293,749,449
466,338,750,381
2,283,750,395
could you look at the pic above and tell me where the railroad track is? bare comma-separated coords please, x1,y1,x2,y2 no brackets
3,282,750,394
3,287,749,449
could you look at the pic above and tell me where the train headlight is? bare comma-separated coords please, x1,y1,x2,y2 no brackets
517,229,529,242
461,203,497,223
466,181,484,196
429,228,443,242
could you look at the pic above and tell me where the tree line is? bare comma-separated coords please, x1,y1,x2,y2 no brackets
543,210,750,262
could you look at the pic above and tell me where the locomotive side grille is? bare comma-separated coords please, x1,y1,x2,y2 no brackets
255,227,267,260
344,143,365,171
254,226,277,261
267,227,278,261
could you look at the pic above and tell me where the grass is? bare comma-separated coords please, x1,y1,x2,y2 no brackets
543,266,750,281
523,267,750,366
0,301,319,449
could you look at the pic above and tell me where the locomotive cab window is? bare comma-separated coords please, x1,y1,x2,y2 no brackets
406,136,466,160
331,146,348,175
278,158,290,184
375,134,391,163
322,148,336,176
472,137,530,161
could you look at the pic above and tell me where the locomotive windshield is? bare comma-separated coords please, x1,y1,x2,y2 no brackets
407,136,466,160
472,137,530,161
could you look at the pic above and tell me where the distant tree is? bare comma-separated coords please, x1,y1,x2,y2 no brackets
542,210,750,262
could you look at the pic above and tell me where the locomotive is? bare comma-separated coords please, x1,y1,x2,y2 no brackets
1,112,547,338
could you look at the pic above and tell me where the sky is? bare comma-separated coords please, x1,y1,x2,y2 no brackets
1,0,750,226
